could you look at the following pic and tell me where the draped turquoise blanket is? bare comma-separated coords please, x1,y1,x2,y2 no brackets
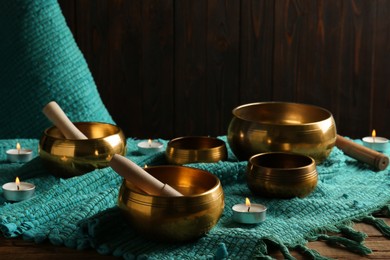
0,0,389,259
0,0,113,139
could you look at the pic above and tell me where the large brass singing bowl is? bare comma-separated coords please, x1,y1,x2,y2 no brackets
39,122,126,177
227,102,337,163
246,152,318,198
118,166,224,242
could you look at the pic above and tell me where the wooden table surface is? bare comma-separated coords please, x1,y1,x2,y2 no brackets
1,218,389,259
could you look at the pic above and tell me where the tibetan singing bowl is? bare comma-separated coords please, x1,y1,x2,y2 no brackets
39,122,126,177
227,102,337,163
166,136,227,165
246,152,318,198
118,165,224,242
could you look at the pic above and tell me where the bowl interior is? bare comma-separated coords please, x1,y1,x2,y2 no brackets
124,166,220,196
233,102,332,125
250,152,314,169
168,136,225,150
45,122,121,139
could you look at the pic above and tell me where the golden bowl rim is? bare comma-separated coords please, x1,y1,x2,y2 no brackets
167,136,226,151
248,152,316,171
232,101,334,126
43,121,124,141
122,165,222,199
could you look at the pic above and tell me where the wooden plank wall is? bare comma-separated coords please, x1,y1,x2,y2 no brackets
58,0,390,140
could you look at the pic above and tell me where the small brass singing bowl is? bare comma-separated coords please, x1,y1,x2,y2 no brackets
166,136,227,165
39,122,126,177
246,152,318,198
118,165,224,242
227,102,337,163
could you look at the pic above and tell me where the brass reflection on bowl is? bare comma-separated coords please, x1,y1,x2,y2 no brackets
39,122,126,177
246,152,318,198
227,102,337,163
118,165,224,242
166,136,227,165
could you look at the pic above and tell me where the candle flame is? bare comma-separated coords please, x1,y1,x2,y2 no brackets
245,197,251,212
148,139,152,147
245,197,251,207
16,142,21,154
372,129,376,143
15,177,20,185
144,164,148,168
94,149,99,156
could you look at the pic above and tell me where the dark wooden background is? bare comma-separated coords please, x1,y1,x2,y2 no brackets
58,0,390,140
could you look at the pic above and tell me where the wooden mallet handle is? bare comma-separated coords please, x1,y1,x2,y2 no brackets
336,135,389,171
109,154,183,197
42,101,88,140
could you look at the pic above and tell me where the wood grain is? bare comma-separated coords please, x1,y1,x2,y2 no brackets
239,0,274,104
205,0,240,136
58,0,390,139
371,0,390,137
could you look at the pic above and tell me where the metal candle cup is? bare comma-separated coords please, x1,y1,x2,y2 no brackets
6,147,33,163
362,136,389,152
137,139,164,155
232,203,267,224
2,181,35,201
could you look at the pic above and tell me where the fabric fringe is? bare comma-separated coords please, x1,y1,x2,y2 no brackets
362,215,390,238
302,206,390,258
252,233,371,260
252,239,273,259
253,237,295,260
294,244,333,260
338,225,367,243
214,243,229,260
380,205,390,217
254,210,390,260
250,214,383,260
316,234,372,255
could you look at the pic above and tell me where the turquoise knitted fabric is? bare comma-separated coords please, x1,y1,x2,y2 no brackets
0,0,113,138
0,137,390,259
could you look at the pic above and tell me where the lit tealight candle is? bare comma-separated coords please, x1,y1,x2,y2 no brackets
362,129,389,152
232,198,267,224
137,139,164,155
6,143,33,163
2,177,35,201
